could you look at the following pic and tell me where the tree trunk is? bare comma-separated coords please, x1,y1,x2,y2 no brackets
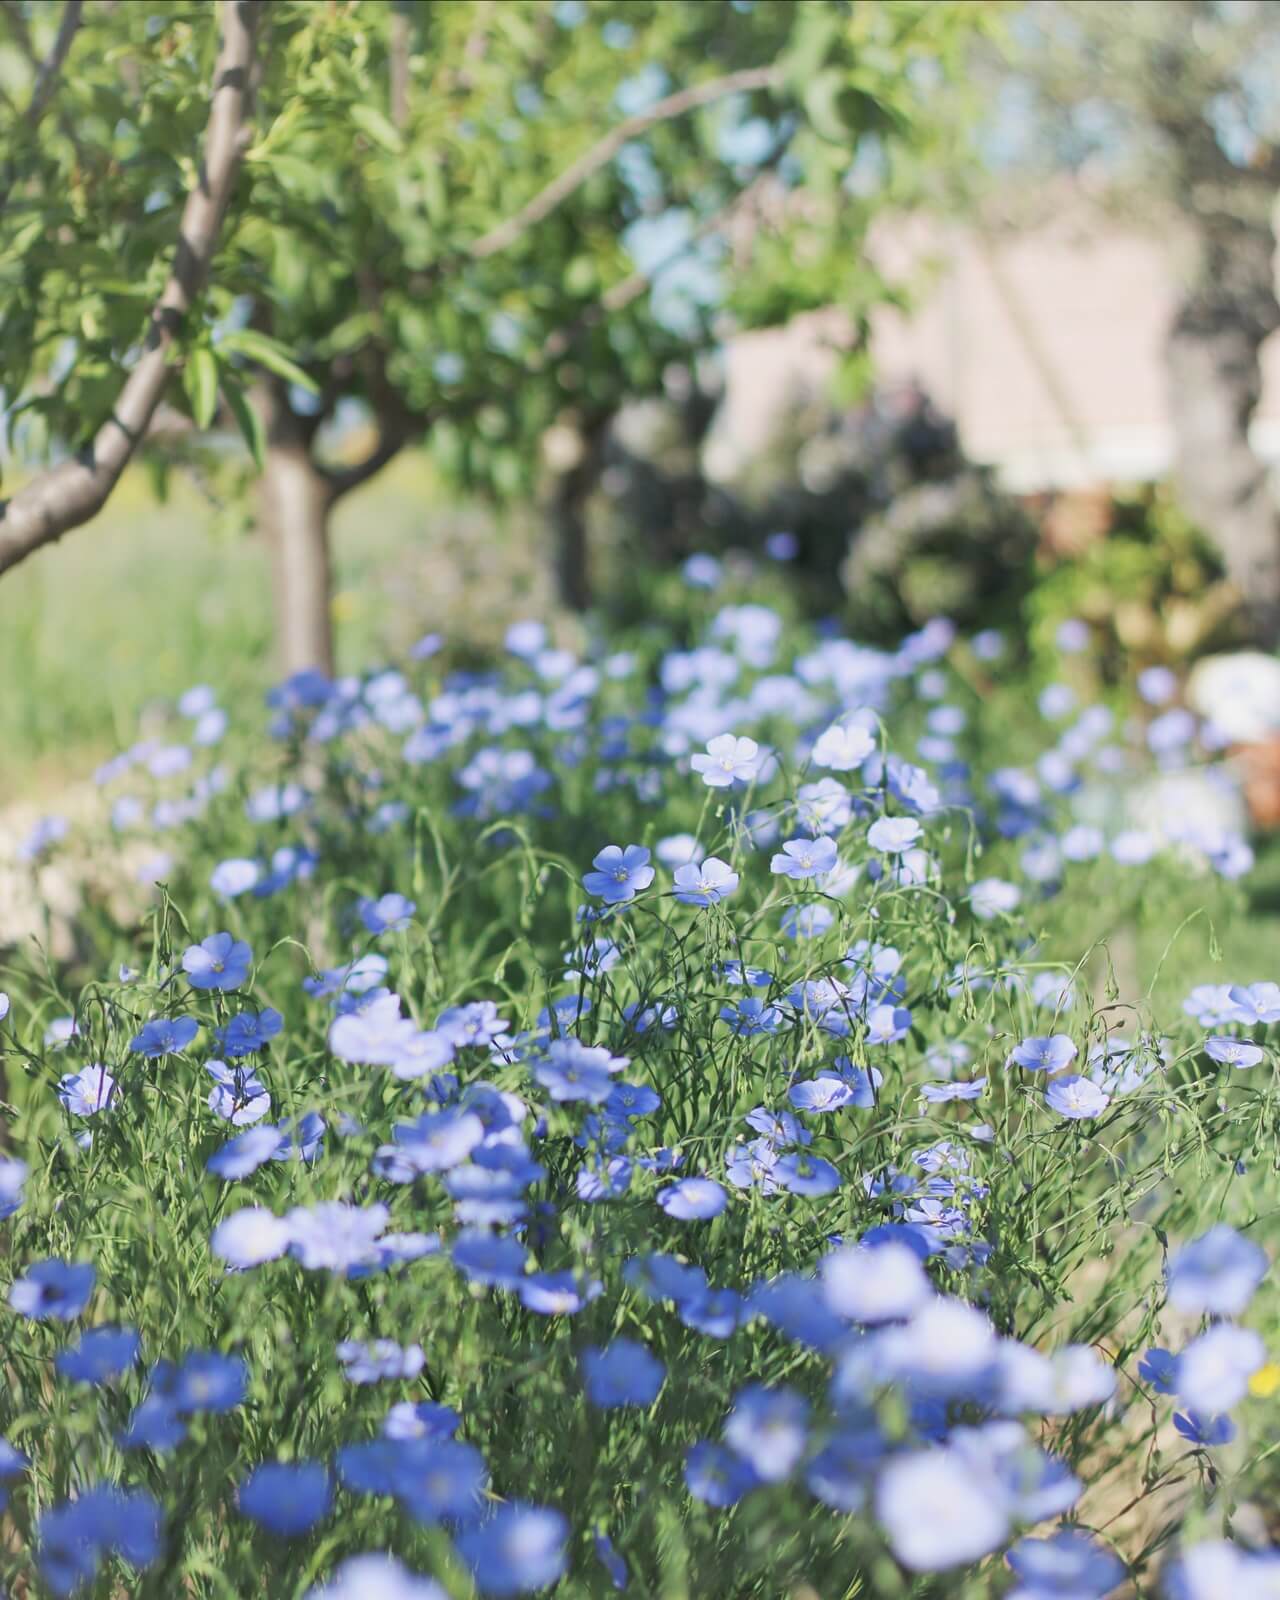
1165,223,1280,646
541,410,610,611
259,414,335,679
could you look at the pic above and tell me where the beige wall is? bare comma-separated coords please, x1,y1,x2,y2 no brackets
705,214,1280,494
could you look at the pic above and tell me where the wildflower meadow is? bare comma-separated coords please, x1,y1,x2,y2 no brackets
2,565,1278,1599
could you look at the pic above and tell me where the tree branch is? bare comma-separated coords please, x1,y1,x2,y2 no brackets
324,420,416,504
0,0,261,576
468,62,782,259
0,0,84,207
22,0,82,131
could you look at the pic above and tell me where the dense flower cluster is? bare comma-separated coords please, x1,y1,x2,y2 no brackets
0,586,1275,1598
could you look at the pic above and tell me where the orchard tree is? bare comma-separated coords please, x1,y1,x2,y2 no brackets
984,0,1280,645
1,0,981,673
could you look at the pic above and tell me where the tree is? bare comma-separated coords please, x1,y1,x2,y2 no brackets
981,0,1280,645
0,0,260,569
1,0,982,674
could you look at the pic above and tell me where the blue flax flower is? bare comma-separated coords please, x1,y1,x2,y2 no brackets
182,932,252,991
1174,1412,1236,1448
130,1016,199,1057
1005,1529,1127,1597
239,1461,332,1536
770,836,838,880
582,1339,665,1407
56,1325,140,1384
358,892,416,934
8,1260,95,1321
37,1487,162,1597
672,857,738,907
455,1502,569,1596
216,1007,283,1057
658,1177,727,1219
1007,1034,1077,1073
1044,1075,1109,1119
583,843,655,904
1167,1224,1268,1317
724,1384,809,1482
684,1440,759,1507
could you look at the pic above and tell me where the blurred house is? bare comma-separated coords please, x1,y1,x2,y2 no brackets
706,211,1280,495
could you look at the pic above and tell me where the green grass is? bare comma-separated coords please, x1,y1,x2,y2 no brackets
0,456,553,801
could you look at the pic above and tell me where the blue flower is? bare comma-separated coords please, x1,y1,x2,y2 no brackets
811,720,875,770
594,1530,629,1590
215,1007,283,1058
680,1287,743,1338
1174,1411,1236,1447
1006,1529,1127,1597
658,1178,727,1220
821,1240,930,1323
969,878,1020,920
452,1231,529,1289
719,997,782,1036
672,856,739,906
455,1502,569,1596
718,961,773,988
1008,1034,1077,1073
867,817,923,853
239,1461,331,1536
57,1064,117,1115
684,1440,759,1506
182,933,252,992
436,1000,509,1049
1204,1036,1265,1069
8,1259,95,1321
211,1207,292,1268
56,1325,140,1384
1138,1346,1178,1394
583,843,655,904
37,1486,163,1597
118,1381,189,1452
534,1038,626,1104
874,1446,1009,1571
129,1015,199,1057
920,1078,987,1103
724,1384,809,1482
1175,1323,1264,1412
337,1339,425,1384
207,1124,284,1180
172,1350,249,1413
395,1439,489,1523
358,892,416,934
776,1152,841,1195
383,1400,460,1441
304,1555,446,1598
690,734,762,789
0,1156,27,1220
770,836,838,880
519,1270,601,1315
1044,1074,1110,1120
1167,1225,1268,1317
206,1060,272,1125
210,858,261,898
788,1075,854,1112
582,1339,665,1407
605,1081,660,1119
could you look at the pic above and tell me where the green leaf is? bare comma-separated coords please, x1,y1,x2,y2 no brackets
219,329,319,393
350,104,404,154
221,375,266,470
183,346,220,428
802,69,862,145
